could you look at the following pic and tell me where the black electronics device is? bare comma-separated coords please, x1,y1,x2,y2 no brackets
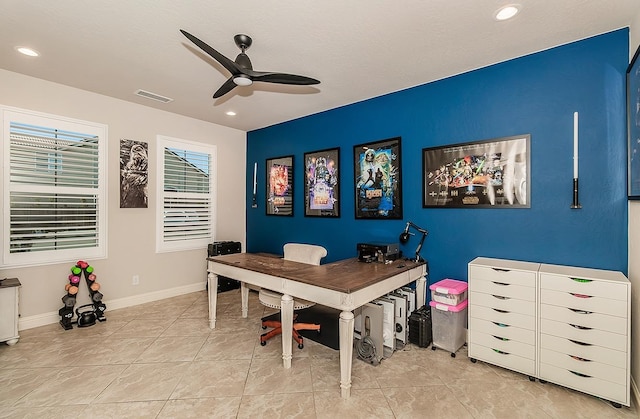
408,305,432,348
208,241,242,292
357,242,400,263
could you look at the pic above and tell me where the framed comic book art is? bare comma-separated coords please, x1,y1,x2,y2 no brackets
266,155,293,216
422,134,530,208
304,147,340,217
354,137,402,219
628,42,640,198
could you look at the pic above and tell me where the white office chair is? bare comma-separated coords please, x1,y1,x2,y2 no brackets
259,243,327,349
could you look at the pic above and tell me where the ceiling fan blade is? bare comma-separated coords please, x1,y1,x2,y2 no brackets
180,29,241,75
213,77,238,98
250,72,320,85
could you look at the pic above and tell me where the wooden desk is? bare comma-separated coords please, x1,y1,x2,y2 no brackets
207,253,427,398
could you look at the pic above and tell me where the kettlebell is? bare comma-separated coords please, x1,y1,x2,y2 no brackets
76,304,97,327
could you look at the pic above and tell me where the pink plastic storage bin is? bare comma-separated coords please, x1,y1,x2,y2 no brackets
429,278,468,306
429,299,468,356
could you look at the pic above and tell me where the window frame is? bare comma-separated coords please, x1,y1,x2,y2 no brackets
156,134,216,253
1,106,107,268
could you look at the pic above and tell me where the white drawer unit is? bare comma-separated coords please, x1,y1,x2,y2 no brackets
538,263,630,408
467,258,631,408
0,278,21,345
468,257,539,379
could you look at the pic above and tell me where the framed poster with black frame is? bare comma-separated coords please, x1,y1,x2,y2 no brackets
304,147,340,217
628,42,640,199
353,137,402,219
422,134,530,208
266,155,293,216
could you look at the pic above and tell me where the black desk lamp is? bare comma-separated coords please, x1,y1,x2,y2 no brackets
399,221,428,262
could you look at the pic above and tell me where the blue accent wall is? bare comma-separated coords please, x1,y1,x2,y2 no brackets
246,29,629,286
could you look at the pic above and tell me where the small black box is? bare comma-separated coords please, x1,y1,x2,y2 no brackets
208,241,242,292
208,241,241,257
408,305,432,348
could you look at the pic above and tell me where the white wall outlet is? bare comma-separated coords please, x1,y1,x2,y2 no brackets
132,275,140,285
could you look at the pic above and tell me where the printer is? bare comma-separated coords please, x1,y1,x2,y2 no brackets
357,242,400,263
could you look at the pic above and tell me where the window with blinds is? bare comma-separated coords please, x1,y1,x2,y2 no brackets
156,136,216,253
1,108,107,267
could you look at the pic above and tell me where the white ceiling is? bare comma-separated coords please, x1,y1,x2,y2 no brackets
1,1,638,132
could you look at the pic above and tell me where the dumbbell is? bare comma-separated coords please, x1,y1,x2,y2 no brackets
90,282,100,292
87,273,97,282
68,274,81,284
61,294,76,308
76,260,89,269
85,265,94,274
71,266,82,275
68,286,79,295
92,291,103,302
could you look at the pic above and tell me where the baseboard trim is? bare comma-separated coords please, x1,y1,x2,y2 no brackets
18,282,206,331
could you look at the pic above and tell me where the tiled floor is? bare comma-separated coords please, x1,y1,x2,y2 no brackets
0,289,637,418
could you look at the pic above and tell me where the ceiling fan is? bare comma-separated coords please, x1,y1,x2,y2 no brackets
180,29,320,99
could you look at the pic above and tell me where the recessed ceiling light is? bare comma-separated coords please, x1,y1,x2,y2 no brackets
226,111,237,116
495,4,520,21
15,46,39,57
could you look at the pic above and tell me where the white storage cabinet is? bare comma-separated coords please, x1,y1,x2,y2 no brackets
0,278,21,345
468,257,539,380
538,263,630,408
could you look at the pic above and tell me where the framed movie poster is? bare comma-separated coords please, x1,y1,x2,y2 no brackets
354,137,402,219
422,134,530,208
266,155,293,216
304,147,340,217
119,139,148,208
628,42,640,198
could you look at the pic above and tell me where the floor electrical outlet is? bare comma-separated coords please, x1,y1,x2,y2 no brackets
132,275,139,285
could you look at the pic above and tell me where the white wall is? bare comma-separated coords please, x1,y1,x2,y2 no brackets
0,69,246,327
629,8,640,407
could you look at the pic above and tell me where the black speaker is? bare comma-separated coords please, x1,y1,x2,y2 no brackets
208,241,242,292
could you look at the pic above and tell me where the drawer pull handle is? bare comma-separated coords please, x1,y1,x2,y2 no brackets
571,277,592,283
569,323,592,330
492,348,509,355
570,355,591,362
569,370,591,378
568,308,592,314
570,292,592,299
492,335,509,341
492,308,509,314
492,281,509,286
492,294,509,300
569,339,592,346
492,322,509,327
492,268,510,272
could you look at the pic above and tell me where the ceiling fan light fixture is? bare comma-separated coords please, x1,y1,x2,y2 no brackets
233,75,253,86
495,4,521,21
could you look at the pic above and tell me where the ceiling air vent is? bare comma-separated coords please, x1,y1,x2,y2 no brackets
134,89,173,103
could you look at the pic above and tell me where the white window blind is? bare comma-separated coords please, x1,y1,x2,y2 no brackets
156,136,215,252
2,108,107,267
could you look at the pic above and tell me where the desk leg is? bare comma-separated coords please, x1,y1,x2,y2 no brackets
207,272,218,329
240,282,249,318
281,294,294,369
415,275,427,308
339,310,355,398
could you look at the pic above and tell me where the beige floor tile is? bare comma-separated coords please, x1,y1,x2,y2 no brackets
170,359,251,398
159,397,242,418
13,365,127,407
314,388,395,419
93,362,187,403
237,393,316,419
243,357,313,395
3,290,637,418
